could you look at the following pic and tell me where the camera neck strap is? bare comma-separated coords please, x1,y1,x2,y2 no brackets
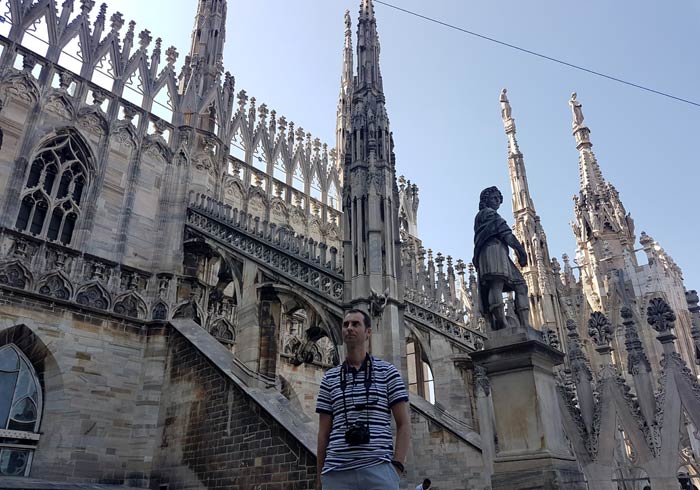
339,355,373,429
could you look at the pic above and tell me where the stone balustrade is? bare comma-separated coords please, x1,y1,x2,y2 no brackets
188,192,487,350
187,193,344,303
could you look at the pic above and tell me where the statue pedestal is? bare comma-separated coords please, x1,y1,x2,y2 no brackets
471,327,585,490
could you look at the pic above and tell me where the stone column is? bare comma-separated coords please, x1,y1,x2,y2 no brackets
473,364,495,480
471,327,585,490
258,286,281,379
235,260,261,370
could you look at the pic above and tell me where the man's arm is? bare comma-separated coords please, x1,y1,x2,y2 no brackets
316,413,332,490
391,400,411,467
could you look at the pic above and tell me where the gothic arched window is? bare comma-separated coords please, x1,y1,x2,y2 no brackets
0,344,43,476
15,133,91,246
406,338,435,405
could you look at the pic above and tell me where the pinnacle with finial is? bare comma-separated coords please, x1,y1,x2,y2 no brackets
361,0,376,19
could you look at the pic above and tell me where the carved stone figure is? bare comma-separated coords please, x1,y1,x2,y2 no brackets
499,88,511,120
473,186,530,330
368,286,389,322
569,92,584,127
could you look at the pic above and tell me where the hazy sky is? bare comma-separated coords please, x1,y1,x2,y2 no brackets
112,0,699,290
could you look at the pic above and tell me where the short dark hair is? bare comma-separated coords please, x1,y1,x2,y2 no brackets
423,479,431,488
344,309,371,329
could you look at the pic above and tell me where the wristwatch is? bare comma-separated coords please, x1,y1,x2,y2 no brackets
390,460,405,473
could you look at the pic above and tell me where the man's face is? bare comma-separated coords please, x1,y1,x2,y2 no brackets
488,194,501,210
342,312,370,346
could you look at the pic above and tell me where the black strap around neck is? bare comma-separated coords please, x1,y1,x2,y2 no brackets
339,355,373,429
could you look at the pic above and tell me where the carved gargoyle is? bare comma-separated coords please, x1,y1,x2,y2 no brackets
369,287,389,323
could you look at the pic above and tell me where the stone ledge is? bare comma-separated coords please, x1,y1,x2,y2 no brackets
0,478,140,489
409,393,482,450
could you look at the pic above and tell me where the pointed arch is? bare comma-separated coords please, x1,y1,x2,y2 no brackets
308,217,323,240
121,64,146,108
151,79,175,123
405,332,435,404
291,159,305,192
77,108,109,138
0,261,33,290
310,171,322,201
0,321,65,478
229,126,247,163
327,178,340,210
251,133,268,173
112,122,138,149
269,197,289,226
271,151,287,184
0,343,43,430
0,342,43,476
223,176,245,212
16,130,94,246
19,11,50,57
1,71,41,105
282,336,301,356
259,282,341,348
57,31,83,74
36,272,72,300
91,51,117,92
151,301,169,321
75,282,111,310
209,319,235,344
143,136,173,165
199,100,220,134
113,292,148,319
247,185,267,217
44,92,75,120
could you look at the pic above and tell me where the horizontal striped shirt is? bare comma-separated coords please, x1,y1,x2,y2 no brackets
316,355,408,474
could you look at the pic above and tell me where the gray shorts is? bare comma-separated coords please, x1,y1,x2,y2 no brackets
321,462,400,490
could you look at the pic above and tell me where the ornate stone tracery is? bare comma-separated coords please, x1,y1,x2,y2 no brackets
15,132,92,246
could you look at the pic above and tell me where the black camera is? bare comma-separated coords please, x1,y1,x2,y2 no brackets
344,421,370,445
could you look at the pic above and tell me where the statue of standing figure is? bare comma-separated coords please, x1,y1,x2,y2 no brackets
473,186,531,330
569,92,585,127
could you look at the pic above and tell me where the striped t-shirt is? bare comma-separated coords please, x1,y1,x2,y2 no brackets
316,355,409,473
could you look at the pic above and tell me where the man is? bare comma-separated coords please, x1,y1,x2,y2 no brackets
473,186,530,330
316,309,410,490
416,478,431,490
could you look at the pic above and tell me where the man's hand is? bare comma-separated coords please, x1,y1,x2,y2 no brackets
316,413,332,490
390,401,410,476
516,247,528,267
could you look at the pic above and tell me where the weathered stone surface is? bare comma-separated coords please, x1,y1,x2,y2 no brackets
151,325,317,490
472,335,585,490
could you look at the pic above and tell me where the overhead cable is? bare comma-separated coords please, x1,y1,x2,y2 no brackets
374,0,700,108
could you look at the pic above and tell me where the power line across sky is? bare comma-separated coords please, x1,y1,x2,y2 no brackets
374,0,700,108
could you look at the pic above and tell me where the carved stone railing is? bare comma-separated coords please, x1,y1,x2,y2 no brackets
187,193,344,303
405,297,486,351
189,193,487,350
405,286,467,323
